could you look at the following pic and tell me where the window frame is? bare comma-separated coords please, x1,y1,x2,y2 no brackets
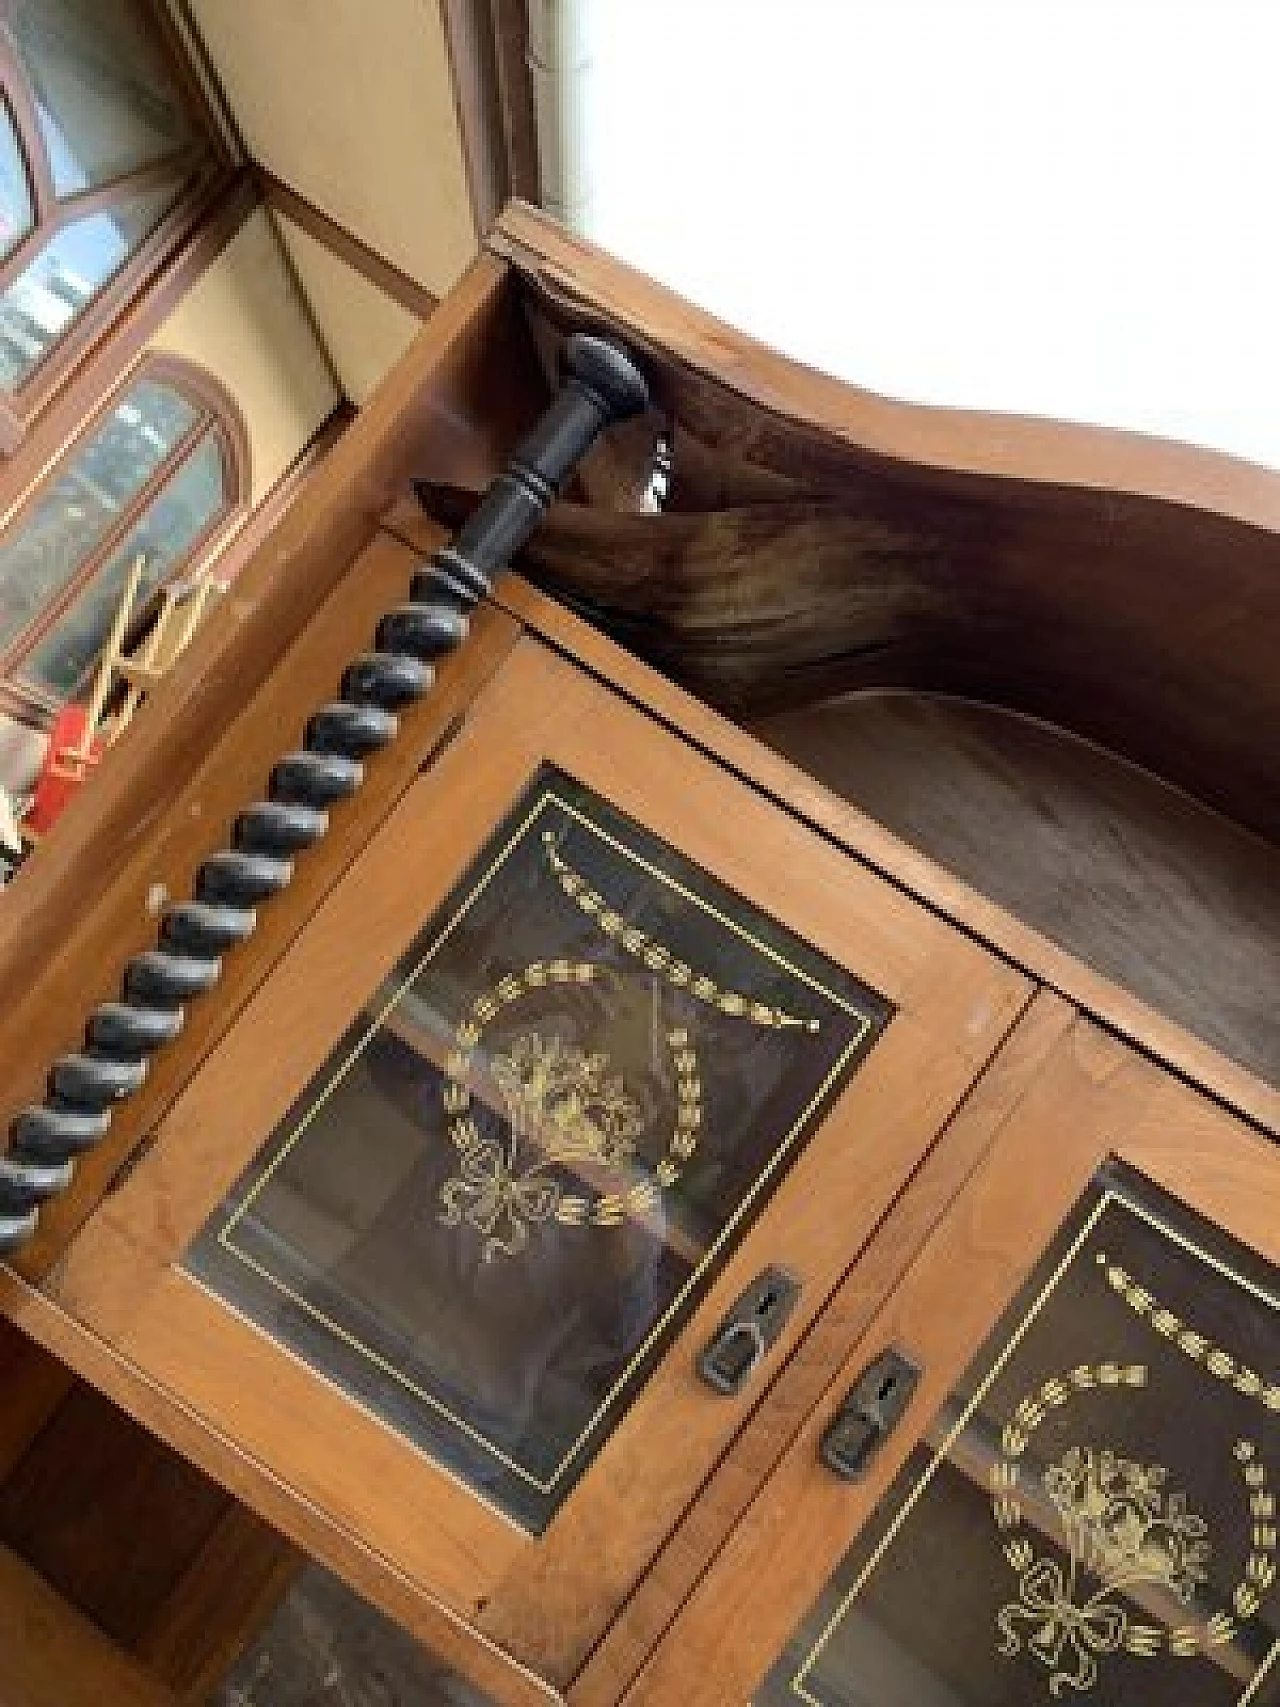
0,349,249,722
0,0,236,453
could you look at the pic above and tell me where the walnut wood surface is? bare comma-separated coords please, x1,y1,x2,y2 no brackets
0,250,547,1277
0,207,1274,1707
0,1539,177,1707
0,249,521,1002
0,1381,229,1647
134,1500,301,1704
0,1322,298,1701
0,1320,74,1483
571,990,1078,1707
623,1018,1279,1707
0,1272,563,1707
751,692,1280,1087
419,475,1280,862
491,201,1280,532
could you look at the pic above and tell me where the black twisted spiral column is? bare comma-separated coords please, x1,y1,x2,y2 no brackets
0,333,649,1258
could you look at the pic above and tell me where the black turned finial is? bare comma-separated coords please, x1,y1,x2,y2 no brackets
0,328,648,1260
416,333,649,606
562,332,651,423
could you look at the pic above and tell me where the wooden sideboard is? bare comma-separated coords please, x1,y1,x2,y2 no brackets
0,203,1274,1707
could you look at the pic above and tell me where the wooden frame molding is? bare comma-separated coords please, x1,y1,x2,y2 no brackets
436,0,541,235
461,206,1280,1139
622,1018,1279,1707
570,990,1081,1707
46,632,1029,1683
486,0,540,205
365,519,1280,1145
438,0,509,234
0,1539,178,1706
0,1268,563,1707
0,256,550,1281
157,0,250,162
259,170,439,321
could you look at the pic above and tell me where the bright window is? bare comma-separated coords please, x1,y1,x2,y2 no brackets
0,355,246,712
574,0,1280,471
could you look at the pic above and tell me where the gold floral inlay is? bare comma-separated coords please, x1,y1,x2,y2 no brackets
436,831,834,1262
787,1191,1280,1707
992,1361,1207,1696
492,1035,643,1166
437,959,705,1261
1099,1254,1280,1415
208,783,876,1502
543,833,820,1032
991,1352,1279,1697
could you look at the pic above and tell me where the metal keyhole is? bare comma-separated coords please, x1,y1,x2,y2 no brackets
820,1349,922,1479
697,1267,802,1396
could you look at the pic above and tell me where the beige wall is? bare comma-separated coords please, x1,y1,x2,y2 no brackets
151,210,339,503
187,0,477,298
274,216,423,406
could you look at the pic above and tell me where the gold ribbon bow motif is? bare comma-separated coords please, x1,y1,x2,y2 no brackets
997,1559,1128,1697
439,1139,560,1263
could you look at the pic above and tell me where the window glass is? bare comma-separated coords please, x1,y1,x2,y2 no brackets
0,181,180,388
0,375,196,655
186,770,889,1532
0,0,216,410
757,1165,1280,1707
20,428,225,696
10,0,193,195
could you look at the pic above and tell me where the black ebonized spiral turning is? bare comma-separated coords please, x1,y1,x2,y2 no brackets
0,333,648,1258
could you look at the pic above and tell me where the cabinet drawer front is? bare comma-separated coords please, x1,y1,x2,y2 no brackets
627,1019,1279,1707
51,636,1029,1684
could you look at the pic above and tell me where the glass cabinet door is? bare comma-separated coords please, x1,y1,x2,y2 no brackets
629,1012,1279,1707
49,637,1029,1685
185,765,887,1534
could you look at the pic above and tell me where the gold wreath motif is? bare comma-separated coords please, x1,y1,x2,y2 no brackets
542,833,820,1032
437,961,702,1261
991,1356,1275,1697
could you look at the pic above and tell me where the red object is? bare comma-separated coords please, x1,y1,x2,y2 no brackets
24,705,106,834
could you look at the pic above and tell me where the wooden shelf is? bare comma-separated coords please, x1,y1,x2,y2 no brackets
0,1542,176,1707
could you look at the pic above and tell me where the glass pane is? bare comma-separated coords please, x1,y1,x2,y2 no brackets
11,0,195,196
0,181,180,388
759,1166,1280,1707
186,771,890,1532
20,430,224,698
0,99,34,259
210,1564,500,1707
0,377,197,660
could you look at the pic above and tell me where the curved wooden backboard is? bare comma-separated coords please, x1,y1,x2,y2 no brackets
486,205,1280,847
